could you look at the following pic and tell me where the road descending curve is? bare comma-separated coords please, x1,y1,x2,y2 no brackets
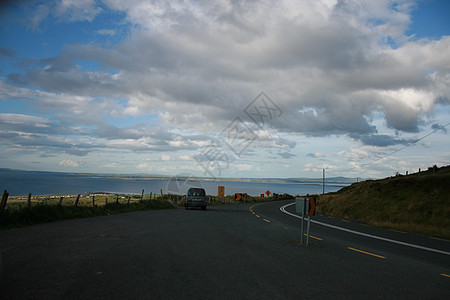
1,201,449,299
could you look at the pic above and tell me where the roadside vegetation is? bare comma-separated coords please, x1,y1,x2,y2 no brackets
317,165,450,240
0,192,293,229
0,196,175,229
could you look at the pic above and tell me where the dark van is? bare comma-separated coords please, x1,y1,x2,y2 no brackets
185,188,207,210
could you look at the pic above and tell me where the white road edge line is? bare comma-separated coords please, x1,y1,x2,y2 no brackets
280,202,450,256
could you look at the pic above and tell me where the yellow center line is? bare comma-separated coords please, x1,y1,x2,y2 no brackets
263,219,271,223
348,247,386,259
303,233,323,241
341,219,350,222
441,273,450,278
255,215,260,218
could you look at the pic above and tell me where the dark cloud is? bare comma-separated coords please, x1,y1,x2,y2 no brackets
0,47,15,58
0,113,68,135
306,152,325,158
352,133,415,147
6,2,447,138
432,123,448,133
277,152,295,159
1,0,449,174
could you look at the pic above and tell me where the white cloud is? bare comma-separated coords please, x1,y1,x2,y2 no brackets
59,159,79,167
29,4,50,30
137,162,152,170
55,0,101,22
161,154,172,161
11,0,448,139
103,162,117,168
97,29,116,36
178,155,192,161
236,164,252,171
1,0,449,178
307,152,326,158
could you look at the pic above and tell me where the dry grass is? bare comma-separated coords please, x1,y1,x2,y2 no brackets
1,192,294,228
317,166,450,240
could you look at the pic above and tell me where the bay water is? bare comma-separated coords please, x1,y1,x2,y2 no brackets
0,169,351,197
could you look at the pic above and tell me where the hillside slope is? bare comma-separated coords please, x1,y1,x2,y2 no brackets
317,165,450,239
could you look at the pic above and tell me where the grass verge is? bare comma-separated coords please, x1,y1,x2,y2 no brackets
0,200,175,229
1,193,295,229
317,166,450,240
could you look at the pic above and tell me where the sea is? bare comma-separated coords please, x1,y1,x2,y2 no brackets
0,169,353,197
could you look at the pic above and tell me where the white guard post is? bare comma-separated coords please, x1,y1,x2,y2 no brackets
295,197,310,245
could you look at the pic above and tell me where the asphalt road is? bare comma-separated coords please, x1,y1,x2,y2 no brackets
1,200,449,299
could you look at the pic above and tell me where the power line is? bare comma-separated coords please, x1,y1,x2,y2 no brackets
329,122,450,175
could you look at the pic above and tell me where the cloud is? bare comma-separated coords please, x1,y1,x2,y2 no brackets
97,29,115,36
13,0,441,140
161,154,172,161
0,47,15,58
307,152,325,158
29,4,50,30
353,134,415,147
1,0,449,176
432,123,448,133
236,164,252,171
103,162,117,168
277,152,295,159
59,159,79,167
137,162,152,170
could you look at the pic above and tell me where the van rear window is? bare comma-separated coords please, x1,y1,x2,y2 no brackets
188,188,206,196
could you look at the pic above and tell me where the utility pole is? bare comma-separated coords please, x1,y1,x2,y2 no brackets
322,169,325,195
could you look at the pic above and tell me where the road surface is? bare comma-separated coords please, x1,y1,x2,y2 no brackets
1,200,449,299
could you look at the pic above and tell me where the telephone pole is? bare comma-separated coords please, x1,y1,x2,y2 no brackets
322,169,325,195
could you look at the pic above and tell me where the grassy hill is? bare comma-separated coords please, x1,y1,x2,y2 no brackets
317,165,450,240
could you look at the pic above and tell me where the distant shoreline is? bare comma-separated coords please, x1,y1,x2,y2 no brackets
1,168,352,197
0,168,358,184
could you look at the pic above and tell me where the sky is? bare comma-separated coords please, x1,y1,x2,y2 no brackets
0,0,449,180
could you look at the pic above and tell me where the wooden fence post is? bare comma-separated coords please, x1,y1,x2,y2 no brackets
116,194,119,204
73,194,80,206
59,196,63,205
160,189,163,200
92,195,95,208
105,197,108,206
141,189,144,202
1,190,8,213
127,196,131,205
27,193,32,208
150,192,152,201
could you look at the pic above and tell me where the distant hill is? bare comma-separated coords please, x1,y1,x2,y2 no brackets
0,168,356,184
317,165,450,239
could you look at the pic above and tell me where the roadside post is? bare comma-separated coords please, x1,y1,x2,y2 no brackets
295,196,316,246
306,197,316,246
306,205,310,246
295,197,308,244
234,193,242,211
